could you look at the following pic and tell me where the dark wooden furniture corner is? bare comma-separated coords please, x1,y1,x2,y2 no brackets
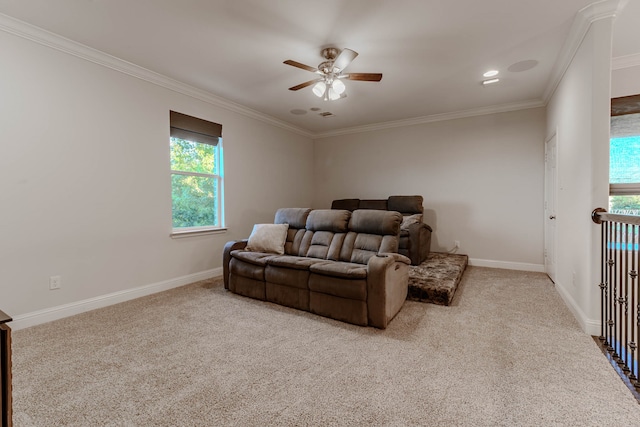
0,310,11,427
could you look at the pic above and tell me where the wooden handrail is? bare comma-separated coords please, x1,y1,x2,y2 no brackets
592,208,640,226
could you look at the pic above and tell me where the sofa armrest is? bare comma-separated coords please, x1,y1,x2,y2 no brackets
366,254,410,329
223,239,248,289
407,222,432,265
418,223,432,263
379,252,411,265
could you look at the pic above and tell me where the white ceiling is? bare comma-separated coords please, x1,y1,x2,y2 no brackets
0,0,637,135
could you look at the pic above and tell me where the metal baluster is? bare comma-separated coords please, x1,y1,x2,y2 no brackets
621,223,630,371
636,296,640,390
615,222,622,363
615,223,624,365
613,221,621,360
608,220,615,352
635,223,640,389
600,219,607,342
629,223,638,383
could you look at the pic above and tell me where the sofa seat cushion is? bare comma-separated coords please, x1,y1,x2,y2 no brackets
309,274,367,301
309,261,367,279
267,255,329,271
265,265,310,289
399,229,410,237
230,250,276,267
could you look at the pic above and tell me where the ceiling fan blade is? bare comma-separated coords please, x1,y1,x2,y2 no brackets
288,79,321,91
333,48,358,72
283,60,318,73
347,73,383,82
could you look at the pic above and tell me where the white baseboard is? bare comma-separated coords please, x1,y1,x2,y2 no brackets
468,258,545,272
552,280,600,336
10,268,222,330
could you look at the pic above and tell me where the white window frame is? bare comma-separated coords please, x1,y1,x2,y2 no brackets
609,100,640,215
169,111,225,237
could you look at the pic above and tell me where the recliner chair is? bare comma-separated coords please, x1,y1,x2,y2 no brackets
331,195,432,265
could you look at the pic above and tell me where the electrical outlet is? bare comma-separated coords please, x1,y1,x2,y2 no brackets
49,275,61,290
454,240,460,249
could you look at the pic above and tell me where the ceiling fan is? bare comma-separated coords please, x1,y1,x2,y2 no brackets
284,47,383,101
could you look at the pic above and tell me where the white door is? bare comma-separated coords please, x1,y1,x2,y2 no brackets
544,133,558,283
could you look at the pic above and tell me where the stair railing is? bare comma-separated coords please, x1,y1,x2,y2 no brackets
592,208,640,390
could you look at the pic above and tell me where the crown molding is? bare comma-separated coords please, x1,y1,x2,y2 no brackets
543,0,627,103
313,99,545,139
0,12,313,138
612,53,640,70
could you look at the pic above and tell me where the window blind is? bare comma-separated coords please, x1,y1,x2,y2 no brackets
170,110,222,146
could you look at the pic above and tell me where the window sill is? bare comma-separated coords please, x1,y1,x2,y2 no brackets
170,227,228,239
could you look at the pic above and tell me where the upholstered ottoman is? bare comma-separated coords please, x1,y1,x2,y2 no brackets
407,252,468,305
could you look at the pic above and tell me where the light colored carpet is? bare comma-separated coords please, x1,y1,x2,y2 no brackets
11,267,640,426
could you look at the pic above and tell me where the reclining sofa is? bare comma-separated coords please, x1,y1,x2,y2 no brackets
331,195,432,265
223,208,410,329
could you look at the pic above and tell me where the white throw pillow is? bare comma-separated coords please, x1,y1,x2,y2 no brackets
245,223,289,254
401,214,423,230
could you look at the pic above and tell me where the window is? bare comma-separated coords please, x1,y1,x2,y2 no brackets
170,111,224,232
610,95,640,215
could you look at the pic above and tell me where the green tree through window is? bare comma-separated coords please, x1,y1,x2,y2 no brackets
610,106,640,216
171,138,221,228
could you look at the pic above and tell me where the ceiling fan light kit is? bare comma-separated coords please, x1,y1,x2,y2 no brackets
285,47,382,101
312,81,326,97
313,78,346,101
482,78,500,85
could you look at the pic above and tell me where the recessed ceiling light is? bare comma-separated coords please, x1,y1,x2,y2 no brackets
482,78,500,85
483,70,499,78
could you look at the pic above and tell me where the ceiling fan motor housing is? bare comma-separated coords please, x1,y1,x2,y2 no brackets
318,61,336,74
321,47,340,60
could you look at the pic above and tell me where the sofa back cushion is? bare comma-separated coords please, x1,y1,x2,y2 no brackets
331,198,360,211
300,209,351,260
387,195,423,215
349,209,402,236
274,208,312,256
305,209,350,232
340,210,403,265
358,199,388,210
331,196,423,216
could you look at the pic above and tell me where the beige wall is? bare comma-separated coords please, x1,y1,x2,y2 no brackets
546,18,614,335
0,29,314,325
612,65,640,98
313,108,546,270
